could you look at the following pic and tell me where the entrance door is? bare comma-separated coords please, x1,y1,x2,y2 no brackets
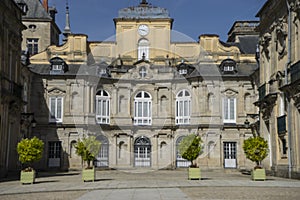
95,135,109,168
176,136,191,168
48,141,61,168
134,136,151,167
224,142,237,168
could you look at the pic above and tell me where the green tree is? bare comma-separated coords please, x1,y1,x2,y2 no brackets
75,136,101,168
243,136,269,167
179,134,203,167
17,137,44,171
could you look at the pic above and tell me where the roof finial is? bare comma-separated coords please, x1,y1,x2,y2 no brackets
140,0,148,5
63,0,71,42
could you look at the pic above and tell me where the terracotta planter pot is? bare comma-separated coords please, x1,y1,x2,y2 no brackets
188,167,201,180
251,168,266,181
20,170,35,184
82,167,95,182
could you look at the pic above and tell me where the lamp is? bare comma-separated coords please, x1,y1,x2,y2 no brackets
21,113,37,128
244,119,250,129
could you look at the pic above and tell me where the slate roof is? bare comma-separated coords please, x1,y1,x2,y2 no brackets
22,0,52,20
29,61,257,79
235,36,259,54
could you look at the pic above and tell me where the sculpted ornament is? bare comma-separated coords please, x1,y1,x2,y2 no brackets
259,33,271,60
274,18,288,58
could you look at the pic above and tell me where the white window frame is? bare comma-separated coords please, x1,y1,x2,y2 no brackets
27,38,39,55
176,90,191,125
223,97,236,123
96,90,110,124
134,91,152,125
224,65,234,72
49,97,63,123
52,64,63,71
138,39,149,60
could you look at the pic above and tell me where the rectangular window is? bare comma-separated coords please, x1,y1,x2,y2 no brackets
176,99,190,124
96,97,110,124
223,97,236,123
49,97,63,123
27,38,39,55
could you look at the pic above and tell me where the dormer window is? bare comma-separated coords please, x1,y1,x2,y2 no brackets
220,59,237,74
50,57,68,74
52,64,63,71
99,68,107,76
176,61,194,76
224,65,235,72
179,69,188,75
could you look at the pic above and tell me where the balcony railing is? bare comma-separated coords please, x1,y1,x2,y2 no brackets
291,61,300,84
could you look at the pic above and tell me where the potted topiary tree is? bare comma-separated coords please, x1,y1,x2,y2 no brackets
17,136,44,184
243,136,269,181
179,134,203,180
75,136,101,182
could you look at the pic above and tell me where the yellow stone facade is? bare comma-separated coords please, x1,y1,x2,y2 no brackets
27,2,260,171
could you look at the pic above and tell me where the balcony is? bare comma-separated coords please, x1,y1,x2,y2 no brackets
290,61,300,84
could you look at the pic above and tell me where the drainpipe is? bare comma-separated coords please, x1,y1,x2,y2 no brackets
286,0,292,179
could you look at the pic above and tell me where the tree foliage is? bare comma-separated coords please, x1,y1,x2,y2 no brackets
75,136,101,168
17,137,44,169
243,136,269,166
179,134,203,167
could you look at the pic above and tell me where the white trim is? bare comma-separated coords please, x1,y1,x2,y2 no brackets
96,90,110,124
134,91,152,125
49,97,63,123
175,90,191,125
223,97,236,123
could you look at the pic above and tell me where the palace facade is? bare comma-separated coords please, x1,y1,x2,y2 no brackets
26,1,260,170
256,0,300,178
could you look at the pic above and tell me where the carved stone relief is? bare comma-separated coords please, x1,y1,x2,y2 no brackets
260,32,271,60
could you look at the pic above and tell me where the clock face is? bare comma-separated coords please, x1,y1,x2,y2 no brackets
138,24,149,36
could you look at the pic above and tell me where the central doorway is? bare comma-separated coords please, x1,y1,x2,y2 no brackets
224,142,237,168
134,136,151,167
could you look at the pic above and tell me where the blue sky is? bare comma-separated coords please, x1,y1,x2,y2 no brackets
49,0,266,42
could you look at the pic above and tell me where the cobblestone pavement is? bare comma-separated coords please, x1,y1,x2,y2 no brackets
0,169,299,199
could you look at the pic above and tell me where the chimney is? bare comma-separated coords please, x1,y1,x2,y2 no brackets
42,0,48,12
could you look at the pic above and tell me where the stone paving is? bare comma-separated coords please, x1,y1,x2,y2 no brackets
0,169,299,199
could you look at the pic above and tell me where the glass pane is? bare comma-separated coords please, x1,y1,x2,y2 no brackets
138,102,142,117
57,98,62,119
50,98,56,118
230,99,235,120
224,99,228,120
143,102,148,117
144,92,150,98
184,100,188,116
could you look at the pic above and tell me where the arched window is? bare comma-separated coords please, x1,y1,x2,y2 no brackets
96,90,110,124
134,91,152,125
138,39,149,60
176,90,191,124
